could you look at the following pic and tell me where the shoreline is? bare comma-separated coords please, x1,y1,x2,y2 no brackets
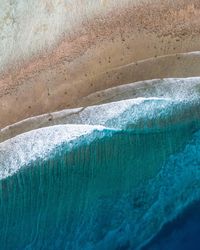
1,75,200,143
1,1,200,128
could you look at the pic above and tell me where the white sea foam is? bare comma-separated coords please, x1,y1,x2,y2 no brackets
1,87,200,179
0,124,108,180
2,77,200,143
69,97,172,126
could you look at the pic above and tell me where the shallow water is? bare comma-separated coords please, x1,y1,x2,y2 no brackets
1,78,200,249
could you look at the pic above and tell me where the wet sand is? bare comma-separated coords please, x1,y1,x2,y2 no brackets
1,0,200,128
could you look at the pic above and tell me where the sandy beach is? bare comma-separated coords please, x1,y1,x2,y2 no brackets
2,2,200,249
1,0,200,128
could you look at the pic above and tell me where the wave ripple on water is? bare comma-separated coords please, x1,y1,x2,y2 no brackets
1,78,200,249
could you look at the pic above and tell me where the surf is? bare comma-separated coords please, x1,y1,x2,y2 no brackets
1,77,200,249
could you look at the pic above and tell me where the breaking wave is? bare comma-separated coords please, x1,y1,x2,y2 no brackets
1,78,200,249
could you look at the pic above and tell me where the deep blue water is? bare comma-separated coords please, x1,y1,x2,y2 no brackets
143,200,200,250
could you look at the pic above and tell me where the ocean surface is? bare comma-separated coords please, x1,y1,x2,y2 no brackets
1,78,200,249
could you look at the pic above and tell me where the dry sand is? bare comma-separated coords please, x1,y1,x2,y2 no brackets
1,0,200,128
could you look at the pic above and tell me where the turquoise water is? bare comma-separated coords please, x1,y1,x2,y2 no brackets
1,78,200,249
